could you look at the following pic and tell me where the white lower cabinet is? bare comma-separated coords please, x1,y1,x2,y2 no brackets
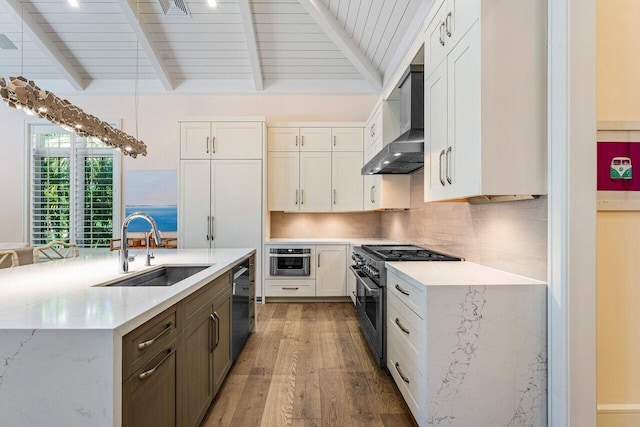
264,244,348,298
386,272,427,425
315,244,346,297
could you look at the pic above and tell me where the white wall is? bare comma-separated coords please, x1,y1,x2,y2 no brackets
0,93,378,242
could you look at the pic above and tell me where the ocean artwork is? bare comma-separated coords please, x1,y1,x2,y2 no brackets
125,170,178,232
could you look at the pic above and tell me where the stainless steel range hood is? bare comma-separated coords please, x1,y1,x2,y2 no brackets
362,65,424,175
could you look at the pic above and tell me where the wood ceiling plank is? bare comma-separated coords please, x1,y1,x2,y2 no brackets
297,0,381,90
350,0,370,45
238,0,263,90
0,0,86,89
114,0,174,90
374,0,415,72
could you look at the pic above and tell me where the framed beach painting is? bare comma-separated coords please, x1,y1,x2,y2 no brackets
124,170,178,232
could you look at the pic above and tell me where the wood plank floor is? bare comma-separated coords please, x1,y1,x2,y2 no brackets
202,302,417,427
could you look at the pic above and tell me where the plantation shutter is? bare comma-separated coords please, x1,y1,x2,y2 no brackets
30,124,120,248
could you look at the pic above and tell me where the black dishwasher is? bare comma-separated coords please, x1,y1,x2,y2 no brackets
231,259,251,362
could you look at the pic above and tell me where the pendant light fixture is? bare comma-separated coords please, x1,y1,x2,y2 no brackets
0,1,148,158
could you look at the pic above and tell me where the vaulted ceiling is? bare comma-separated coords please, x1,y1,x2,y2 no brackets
0,0,429,93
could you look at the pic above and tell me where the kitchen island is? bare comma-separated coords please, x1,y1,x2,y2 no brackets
0,248,255,427
385,261,547,426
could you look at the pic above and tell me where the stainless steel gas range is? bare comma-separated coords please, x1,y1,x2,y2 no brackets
350,245,461,367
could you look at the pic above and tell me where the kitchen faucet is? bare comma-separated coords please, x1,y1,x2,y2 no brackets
120,212,163,273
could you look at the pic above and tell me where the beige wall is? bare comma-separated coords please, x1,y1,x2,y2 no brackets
381,171,547,281
270,212,381,239
596,0,640,416
0,93,378,242
598,0,640,121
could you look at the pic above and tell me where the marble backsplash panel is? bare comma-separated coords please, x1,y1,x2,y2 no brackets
381,170,548,281
270,211,382,238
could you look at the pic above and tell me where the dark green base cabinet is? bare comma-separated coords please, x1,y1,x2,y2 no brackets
122,257,253,427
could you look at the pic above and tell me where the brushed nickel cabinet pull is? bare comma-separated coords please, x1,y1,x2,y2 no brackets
206,216,210,241
296,135,299,147
395,318,410,334
213,312,220,348
301,135,304,146
210,314,216,353
295,189,299,205
282,287,299,290
318,253,321,268
439,149,446,186
212,136,216,154
206,136,210,154
301,189,304,205
333,135,337,146
139,348,173,380
446,146,452,184
439,22,445,46
333,189,336,205
395,362,410,384
446,12,452,37
395,284,410,296
211,216,215,241
138,322,173,350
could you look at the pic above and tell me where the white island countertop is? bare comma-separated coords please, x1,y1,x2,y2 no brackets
386,260,547,286
0,248,254,334
266,237,398,245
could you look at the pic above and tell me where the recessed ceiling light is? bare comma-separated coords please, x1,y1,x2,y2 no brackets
207,0,217,7
68,0,79,7
394,153,402,157
383,160,390,164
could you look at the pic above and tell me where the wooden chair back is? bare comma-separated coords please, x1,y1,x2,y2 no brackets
0,250,19,268
33,241,79,263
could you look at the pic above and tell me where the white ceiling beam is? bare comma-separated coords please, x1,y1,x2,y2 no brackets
0,0,86,90
115,0,174,91
297,0,382,91
238,0,263,91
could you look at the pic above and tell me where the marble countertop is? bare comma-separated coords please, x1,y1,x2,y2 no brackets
0,248,254,334
266,238,398,245
386,261,547,287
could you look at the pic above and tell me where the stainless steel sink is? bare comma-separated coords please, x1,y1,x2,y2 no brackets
103,265,210,287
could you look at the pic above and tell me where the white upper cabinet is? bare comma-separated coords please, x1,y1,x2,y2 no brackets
267,125,365,212
332,151,364,212
267,151,300,211
424,0,546,202
332,128,364,152
180,121,262,159
300,128,332,152
299,151,332,212
179,160,211,248
267,128,299,152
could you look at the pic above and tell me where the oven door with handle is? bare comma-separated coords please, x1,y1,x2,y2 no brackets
350,266,384,366
269,252,311,276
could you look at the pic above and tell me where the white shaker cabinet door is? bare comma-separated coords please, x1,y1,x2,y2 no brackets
212,122,262,160
446,23,481,199
424,60,449,202
267,128,299,152
179,160,212,248
299,151,332,212
331,128,364,152
315,244,347,297
267,151,300,211
180,122,211,159
332,151,364,212
211,160,262,251
299,128,332,152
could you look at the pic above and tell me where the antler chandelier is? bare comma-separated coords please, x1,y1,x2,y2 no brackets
0,76,147,157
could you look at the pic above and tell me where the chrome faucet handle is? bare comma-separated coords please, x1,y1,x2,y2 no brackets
127,252,137,262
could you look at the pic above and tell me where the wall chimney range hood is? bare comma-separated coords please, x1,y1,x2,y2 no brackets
362,65,424,175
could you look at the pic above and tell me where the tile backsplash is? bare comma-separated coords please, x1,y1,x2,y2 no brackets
270,211,382,238
381,170,548,281
269,171,547,281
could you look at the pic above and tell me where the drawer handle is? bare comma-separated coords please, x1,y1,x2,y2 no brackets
139,348,173,380
138,322,173,350
282,287,299,290
395,284,410,296
395,318,410,335
395,362,410,384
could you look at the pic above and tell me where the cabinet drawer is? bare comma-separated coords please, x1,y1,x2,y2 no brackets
123,306,179,381
387,290,426,375
387,338,425,424
183,273,230,323
265,279,316,297
387,270,426,319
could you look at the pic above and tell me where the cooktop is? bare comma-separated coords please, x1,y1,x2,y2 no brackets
361,245,461,262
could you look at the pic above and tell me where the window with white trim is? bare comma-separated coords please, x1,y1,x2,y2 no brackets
29,124,121,248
